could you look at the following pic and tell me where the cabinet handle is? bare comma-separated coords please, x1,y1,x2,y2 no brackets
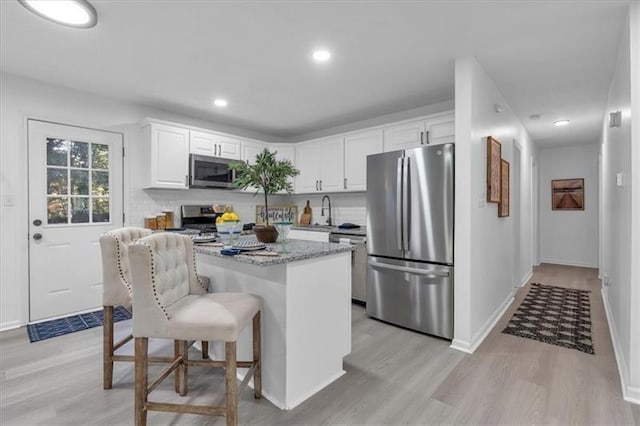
185,175,189,186
320,180,323,190
426,131,430,145
420,131,424,145
344,178,347,189
219,144,222,156
316,180,319,190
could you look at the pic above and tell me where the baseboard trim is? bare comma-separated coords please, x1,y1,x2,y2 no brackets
450,293,515,354
601,287,640,405
0,320,21,332
539,259,598,269
519,269,533,287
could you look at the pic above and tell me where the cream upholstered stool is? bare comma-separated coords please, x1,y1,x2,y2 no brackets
99,227,210,390
129,233,261,426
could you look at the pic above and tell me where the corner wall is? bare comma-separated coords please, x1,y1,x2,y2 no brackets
600,2,640,404
452,56,537,353
539,144,599,268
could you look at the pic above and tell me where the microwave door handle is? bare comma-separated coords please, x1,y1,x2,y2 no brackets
396,157,403,251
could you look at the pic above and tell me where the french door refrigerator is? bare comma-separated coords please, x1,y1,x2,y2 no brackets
366,144,454,339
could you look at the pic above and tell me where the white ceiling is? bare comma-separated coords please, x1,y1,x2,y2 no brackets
0,1,630,146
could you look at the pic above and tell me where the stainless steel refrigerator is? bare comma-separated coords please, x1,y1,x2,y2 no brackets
366,144,454,339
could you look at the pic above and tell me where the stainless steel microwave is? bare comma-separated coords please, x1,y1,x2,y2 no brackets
189,154,236,189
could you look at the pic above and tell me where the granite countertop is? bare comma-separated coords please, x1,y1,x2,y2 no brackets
194,236,354,266
291,224,366,236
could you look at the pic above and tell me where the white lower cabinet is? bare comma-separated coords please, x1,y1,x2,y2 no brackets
143,122,189,189
344,129,383,191
287,229,329,242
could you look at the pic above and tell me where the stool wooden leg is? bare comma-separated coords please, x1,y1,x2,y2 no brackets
174,340,182,394
103,305,114,390
134,337,148,426
225,341,238,426
201,341,209,359
178,340,188,396
253,312,262,399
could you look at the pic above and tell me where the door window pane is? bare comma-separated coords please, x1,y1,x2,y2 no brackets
47,138,68,166
70,141,89,168
92,198,109,223
47,168,68,195
92,171,109,196
91,144,109,169
47,197,68,224
71,197,90,223
70,170,89,195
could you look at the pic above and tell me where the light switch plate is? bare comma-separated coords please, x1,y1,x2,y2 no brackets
616,172,624,187
2,194,14,207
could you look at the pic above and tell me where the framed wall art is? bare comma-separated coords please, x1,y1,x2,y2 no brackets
498,159,510,217
552,178,584,210
486,136,502,203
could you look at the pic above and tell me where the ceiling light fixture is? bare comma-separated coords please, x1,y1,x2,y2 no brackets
553,119,570,126
18,0,97,28
312,50,331,62
213,99,228,107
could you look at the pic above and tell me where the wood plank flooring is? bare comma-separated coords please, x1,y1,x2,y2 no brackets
1,263,638,425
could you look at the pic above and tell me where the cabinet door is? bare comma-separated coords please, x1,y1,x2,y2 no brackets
241,140,267,165
219,135,241,159
318,136,344,192
344,129,383,191
383,120,425,152
295,143,321,193
424,112,455,145
149,123,189,189
189,130,216,155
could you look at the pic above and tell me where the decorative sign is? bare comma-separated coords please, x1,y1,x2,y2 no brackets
255,205,298,225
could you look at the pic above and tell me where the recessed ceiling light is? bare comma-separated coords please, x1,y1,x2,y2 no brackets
18,0,97,28
554,120,570,126
213,99,228,107
312,50,331,62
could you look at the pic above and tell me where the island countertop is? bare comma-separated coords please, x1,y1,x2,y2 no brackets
194,237,354,266
290,224,366,236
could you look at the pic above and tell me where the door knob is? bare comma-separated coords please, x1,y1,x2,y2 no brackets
33,233,43,240
33,219,42,226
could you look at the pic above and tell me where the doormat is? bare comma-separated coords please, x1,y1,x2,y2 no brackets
502,283,594,354
27,306,132,343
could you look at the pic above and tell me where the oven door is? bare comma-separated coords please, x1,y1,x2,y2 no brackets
189,154,236,188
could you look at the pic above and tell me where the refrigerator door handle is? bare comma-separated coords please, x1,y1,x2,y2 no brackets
402,156,410,251
368,259,450,277
396,157,404,251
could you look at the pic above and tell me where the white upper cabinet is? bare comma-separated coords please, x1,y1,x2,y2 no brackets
189,130,241,159
295,137,344,193
344,129,384,192
241,140,268,165
424,112,455,146
144,122,190,189
270,144,296,194
383,111,454,152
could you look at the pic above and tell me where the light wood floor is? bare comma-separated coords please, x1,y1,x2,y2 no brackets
1,263,639,425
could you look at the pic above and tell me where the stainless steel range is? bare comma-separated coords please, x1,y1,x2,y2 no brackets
180,205,222,233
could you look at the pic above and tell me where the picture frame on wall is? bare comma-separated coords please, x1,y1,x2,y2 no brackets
552,178,584,210
498,159,510,217
486,136,502,203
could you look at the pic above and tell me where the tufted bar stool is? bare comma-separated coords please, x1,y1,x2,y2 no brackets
129,233,261,426
99,227,210,390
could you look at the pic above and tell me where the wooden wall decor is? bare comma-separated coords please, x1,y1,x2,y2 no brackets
552,178,584,210
498,159,510,217
255,205,298,225
486,136,502,203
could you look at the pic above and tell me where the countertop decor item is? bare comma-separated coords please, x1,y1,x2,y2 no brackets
300,200,312,225
230,148,300,243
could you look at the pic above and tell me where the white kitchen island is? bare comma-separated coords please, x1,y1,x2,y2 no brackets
195,238,353,410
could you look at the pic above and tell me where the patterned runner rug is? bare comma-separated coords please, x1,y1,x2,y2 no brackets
502,283,594,354
27,306,132,343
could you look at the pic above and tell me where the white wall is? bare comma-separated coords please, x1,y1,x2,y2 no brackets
0,72,282,330
539,144,599,268
600,2,640,404
452,56,537,353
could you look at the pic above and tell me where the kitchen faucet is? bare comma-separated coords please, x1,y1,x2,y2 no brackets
321,195,332,226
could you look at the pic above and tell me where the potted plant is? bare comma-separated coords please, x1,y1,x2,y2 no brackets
230,149,300,243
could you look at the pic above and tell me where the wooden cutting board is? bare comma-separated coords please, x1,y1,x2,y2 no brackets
300,200,312,225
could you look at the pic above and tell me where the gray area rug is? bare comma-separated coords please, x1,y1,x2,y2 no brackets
503,283,594,354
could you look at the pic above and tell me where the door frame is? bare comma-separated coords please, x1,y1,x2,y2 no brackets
23,114,127,323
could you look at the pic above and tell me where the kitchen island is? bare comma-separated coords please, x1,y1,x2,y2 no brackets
195,238,353,410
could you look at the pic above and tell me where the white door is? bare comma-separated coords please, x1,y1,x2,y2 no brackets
295,143,321,193
189,130,217,155
344,129,383,191
383,120,425,152
424,113,455,146
318,137,344,192
28,120,123,321
218,135,241,159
